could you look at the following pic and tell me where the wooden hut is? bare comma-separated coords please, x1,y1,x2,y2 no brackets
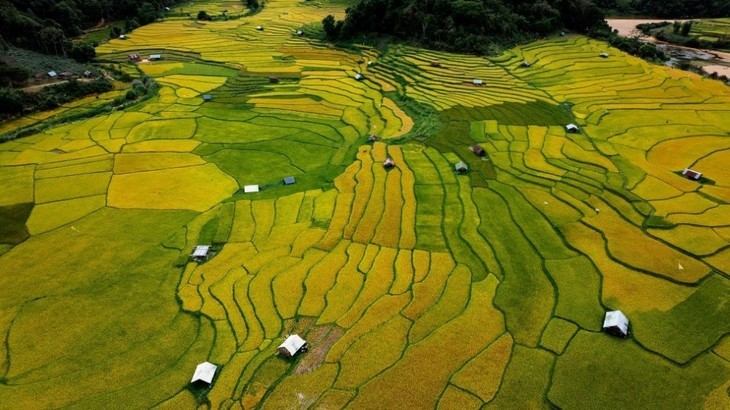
455,161,469,174
603,310,629,338
430,61,441,67
565,123,579,133
383,158,395,169
472,79,484,86
682,168,702,181
600,52,609,58
368,134,378,143
191,362,217,385
355,73,364,81
192,245,211,261
278,335,307,358
269,76,279,84
471,145,486,157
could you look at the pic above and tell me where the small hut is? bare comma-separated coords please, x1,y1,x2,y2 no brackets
473,79,484,86
244,185,260,193
83,70,93,78
203,94,212,101
60,72,74,79
191,362,217,385
48,71,58,79
367,61,374,66
278,334,307,358
129,53,140,61
383,158,395,169
256,25,264,31
283,176,296,185
269,76,279,84
430,61,441,67
149,54,162,61
603,310,629,338
296,30,303,36
455,161,469,174
521,61,531,68
368,134,378,143
356,59,365,64
682,168,702,181
192,245,211,261
565,123,579,133
119,34,127,40
471,145,486,157
355,73,364,81
600,52,609,58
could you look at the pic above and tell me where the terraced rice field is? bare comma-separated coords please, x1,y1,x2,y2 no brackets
0,1,728,408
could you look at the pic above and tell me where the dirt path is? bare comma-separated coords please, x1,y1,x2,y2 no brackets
19,78,95,93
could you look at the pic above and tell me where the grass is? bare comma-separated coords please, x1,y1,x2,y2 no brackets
0,2,728,408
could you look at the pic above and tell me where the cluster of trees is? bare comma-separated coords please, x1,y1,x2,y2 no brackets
322,0,606,53
637,21,730,50
626,0,730,18
0,78,113,116
323,0,609,54
0,0,182,58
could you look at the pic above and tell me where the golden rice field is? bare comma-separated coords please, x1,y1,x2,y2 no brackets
0,0,728,408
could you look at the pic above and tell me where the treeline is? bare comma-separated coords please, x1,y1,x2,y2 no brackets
0,0,182,57
323,0,608,54
598,0,730,19
0,78,113,115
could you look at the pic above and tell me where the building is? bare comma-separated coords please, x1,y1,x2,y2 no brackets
256,25,264,30
283,176,296,185
129,53,140,61
471,145,485,157
244,185,260,193
368,134,378,143
383,158,395,169
521,61,531,68
119,34,126,40
269,76,279,84
431,61,440,67
296,30,303,36
355,73,364,81
192,245,210,261
149,54,162,61
83,70,93,78
455,161,469,173
278,334,307,358
191,362,217,385
47,71,58,78
59,72,73,79
600,52,609,58
603,310,629,338
473,79,484,86
682,168,702,180
565,123,579,133
203,94,212,101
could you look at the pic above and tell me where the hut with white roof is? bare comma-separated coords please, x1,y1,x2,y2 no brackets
278,334,307,358
191,362,217,385
603,310,629,338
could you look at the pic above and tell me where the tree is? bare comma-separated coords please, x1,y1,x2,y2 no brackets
681,20,692,36
197,10,211,20
322,15,340,40
69,43,96,62
138,2,159,25
0,88,23,114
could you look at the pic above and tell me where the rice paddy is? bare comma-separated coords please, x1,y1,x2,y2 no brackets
0,0,728,408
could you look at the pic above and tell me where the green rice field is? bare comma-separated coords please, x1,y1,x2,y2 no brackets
0,1,728,408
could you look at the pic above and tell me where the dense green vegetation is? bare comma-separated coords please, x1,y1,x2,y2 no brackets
0,0,183,57
324,0,608,53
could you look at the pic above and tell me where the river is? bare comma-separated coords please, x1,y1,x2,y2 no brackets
607,19,730,77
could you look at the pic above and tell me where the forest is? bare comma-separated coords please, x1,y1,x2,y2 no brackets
0,0,182,55
324,0,730,54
